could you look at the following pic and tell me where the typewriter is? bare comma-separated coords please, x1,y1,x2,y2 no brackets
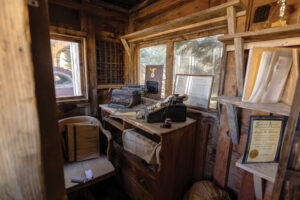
108,85,146,109
143,94,187,123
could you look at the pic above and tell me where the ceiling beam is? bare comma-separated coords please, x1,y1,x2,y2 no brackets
129,0,157,14
91,1,129,14
49,0,128,22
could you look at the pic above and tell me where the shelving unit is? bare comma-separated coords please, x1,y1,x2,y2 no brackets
236,157,278,199
212,96,291,116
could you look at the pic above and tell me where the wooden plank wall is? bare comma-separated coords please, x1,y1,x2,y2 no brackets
47,2,127,118
126,0,300,199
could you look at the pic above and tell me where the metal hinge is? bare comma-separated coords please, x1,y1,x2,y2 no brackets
27,0,39,7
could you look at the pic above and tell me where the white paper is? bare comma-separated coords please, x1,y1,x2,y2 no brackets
85,169,93,180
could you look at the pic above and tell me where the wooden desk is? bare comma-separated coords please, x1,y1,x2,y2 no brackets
100,104,197,200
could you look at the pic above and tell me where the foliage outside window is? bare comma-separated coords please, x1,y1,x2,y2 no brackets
50,36,86,100
173,35,223,108
139,44,166,98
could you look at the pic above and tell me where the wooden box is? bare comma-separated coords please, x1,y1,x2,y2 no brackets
65,123,100,162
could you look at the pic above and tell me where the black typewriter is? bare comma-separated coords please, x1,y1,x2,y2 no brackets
145,94,187,123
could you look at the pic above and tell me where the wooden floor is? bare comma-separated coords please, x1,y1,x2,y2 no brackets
68,177,131,200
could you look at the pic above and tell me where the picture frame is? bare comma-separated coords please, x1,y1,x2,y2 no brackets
173,74,213,109
242,115,288,164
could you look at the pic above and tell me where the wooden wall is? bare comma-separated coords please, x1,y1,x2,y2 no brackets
48,1,127,119
126,0,300,199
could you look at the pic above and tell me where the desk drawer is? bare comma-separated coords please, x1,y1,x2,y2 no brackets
112,142,158,199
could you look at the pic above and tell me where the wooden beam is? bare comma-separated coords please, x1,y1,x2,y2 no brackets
92,0,129,14
0,0,44,198
86,15,98,116
225,104,239,144
28,1,66,199
48,0,128,22
129,0,157,14
234,37,245,97
132,0,193,21
122,0,245,42
121,39,131,57
49,25,88,37
227,6,236,34
165,42,174,96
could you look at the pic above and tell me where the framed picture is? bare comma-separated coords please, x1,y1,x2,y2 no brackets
145,65,164,100
242,116,288,164
173,74,213,109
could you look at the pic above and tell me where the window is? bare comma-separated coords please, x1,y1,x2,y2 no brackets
50,36,87,100
173,35,223,108
96,40,124,84
139,44,166,98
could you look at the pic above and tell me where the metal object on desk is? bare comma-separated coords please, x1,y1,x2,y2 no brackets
108,85,146,108
145,94,187,123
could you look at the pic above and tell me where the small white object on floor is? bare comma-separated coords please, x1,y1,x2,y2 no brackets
85,169,94,180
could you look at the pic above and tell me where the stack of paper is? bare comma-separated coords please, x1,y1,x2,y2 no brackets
242,47,297,104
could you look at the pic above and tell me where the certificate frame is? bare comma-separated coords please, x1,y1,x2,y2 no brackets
173,74,214,109
242,116,288,164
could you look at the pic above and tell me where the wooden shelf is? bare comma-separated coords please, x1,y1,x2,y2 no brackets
218,24,300,44
121,0,245,42
236,157,278,183
212,96,291,116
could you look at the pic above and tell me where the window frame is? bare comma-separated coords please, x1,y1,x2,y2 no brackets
50,33,88,103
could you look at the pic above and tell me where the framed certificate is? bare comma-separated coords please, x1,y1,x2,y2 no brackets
242,116,288,164
173,74,213,109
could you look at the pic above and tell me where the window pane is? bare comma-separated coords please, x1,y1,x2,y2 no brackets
140,44,166,98
50,39,82,98
174,35,223,108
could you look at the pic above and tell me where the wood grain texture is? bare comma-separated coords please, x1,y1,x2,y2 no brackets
165,42,174,96
28,0,67,198
238,172,255,200
226,104,239,144
234,37,245,96
0,0,44,198
227,6,237,34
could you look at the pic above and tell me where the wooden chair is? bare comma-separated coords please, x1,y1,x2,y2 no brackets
58,116,115,193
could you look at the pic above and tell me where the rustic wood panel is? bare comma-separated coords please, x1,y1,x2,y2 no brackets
28,0,66,199
0,1,44,198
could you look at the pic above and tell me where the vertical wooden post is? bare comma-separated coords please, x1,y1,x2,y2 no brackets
165,42,174,96
225,104,239,144
227,6,236,34
234,37,245,97
253,175,264,200
0,0,45,198
28,0,66,199
87,15,98,116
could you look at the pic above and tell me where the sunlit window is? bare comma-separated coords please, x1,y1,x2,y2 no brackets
50,37,86,99
173,35,223,108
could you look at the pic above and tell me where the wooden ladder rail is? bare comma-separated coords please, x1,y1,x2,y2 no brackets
272,51,300,199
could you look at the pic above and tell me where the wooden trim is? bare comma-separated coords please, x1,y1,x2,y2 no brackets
123,2,245,42
97,84,123,89
49,25,88,37
91,1,129,14
48,0,128,22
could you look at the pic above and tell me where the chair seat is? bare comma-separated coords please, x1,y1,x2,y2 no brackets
64,155,115,192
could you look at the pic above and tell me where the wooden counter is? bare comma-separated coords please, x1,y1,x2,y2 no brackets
99,104,197,200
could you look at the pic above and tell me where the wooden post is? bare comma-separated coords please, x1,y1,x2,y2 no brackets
234,37,245,96
225,104,239,144
227,6,236,34
28,0,66,199
0,0,45,198
253,175,264,200
165,42,174,96
87,15,98,116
